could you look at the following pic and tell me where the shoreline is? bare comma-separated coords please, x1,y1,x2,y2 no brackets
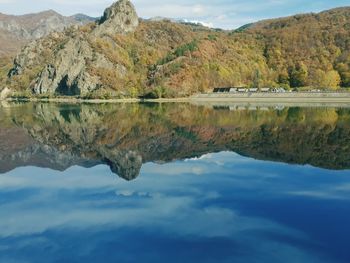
2,92,350,106
4,97,192,104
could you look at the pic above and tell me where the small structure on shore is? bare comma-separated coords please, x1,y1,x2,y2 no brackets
212,87,272,93
213,87,231,93
260,88,270,92
213,87,248,93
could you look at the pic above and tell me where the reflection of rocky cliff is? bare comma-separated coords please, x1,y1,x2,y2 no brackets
1,102,350,180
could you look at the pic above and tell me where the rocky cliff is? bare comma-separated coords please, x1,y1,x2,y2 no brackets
96,0,139,36
9,0,139,96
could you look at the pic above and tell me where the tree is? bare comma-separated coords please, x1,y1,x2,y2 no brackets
311,69,326,88
289,62,308,88
252,69,263,89
335,62,350,87
129,87,139,98
323,70,341,89
278,70,290,86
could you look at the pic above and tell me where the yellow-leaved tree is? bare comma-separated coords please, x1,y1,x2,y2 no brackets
323,70,341,89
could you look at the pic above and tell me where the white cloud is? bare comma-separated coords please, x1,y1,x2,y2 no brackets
182,19,214,28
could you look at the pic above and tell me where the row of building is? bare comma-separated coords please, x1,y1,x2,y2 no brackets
213,87,279,93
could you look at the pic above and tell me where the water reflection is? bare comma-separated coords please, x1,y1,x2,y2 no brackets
0,102,350,262
0,152,350,262
1,102,350,180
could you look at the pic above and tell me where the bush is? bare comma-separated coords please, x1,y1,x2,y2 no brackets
157,40,199,65
10,91,33,99
207,34,217,41
141,86,177,99
129,87,139,98
81,90,113,100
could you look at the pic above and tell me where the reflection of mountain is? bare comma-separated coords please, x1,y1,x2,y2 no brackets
1,103,349,180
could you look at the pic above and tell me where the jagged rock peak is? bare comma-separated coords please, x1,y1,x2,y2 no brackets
95,0,139,35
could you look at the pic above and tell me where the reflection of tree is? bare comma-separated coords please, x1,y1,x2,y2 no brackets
287,108,305,123
2,102,350,180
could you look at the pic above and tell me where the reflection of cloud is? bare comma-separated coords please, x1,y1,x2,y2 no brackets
288,191,342,199
0,186,299,240
143,164,207,176
0,152,302,238
0,151,349,262
115,190,135,197
288,183,350,200
0,165,116,190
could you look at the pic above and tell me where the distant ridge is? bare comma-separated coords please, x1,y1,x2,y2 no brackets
71,13,98,22
0,10,95,56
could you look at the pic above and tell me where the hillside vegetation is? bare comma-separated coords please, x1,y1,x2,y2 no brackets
2,2,350,98
244,7,350,88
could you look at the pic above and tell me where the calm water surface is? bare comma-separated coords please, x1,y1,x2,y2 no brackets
0,102,350,263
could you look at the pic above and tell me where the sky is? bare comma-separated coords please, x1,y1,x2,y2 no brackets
0,0,349,29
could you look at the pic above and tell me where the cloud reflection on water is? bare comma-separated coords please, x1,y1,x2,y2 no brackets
0,152,349,262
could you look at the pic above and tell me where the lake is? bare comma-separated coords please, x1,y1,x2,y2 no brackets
0,102,350,263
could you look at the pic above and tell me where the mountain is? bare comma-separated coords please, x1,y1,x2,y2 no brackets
0,10,96,57
71,13,98,23
2,1,350,98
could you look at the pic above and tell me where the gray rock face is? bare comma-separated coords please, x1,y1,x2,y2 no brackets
8,40,40,76
10,0,139,96
34,38,96,95
95,0,139,36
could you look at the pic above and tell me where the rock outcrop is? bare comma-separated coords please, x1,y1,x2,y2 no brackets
33,38,97,95
95,0,139,36
10,0,139,96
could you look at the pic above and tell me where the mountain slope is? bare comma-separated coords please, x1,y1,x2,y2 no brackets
242,7,350,87
0,10,96,57
4,1,350,98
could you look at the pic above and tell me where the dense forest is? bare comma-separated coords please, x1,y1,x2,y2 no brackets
245,7,350,89
1,5,350,98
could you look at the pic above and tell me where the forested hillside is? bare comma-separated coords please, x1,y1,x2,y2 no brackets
1,1,349,98
243,7,350,88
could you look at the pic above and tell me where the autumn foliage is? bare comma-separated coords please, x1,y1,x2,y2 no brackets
2,7,350,97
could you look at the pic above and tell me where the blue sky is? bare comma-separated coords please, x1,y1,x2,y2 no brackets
0,0,349,29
